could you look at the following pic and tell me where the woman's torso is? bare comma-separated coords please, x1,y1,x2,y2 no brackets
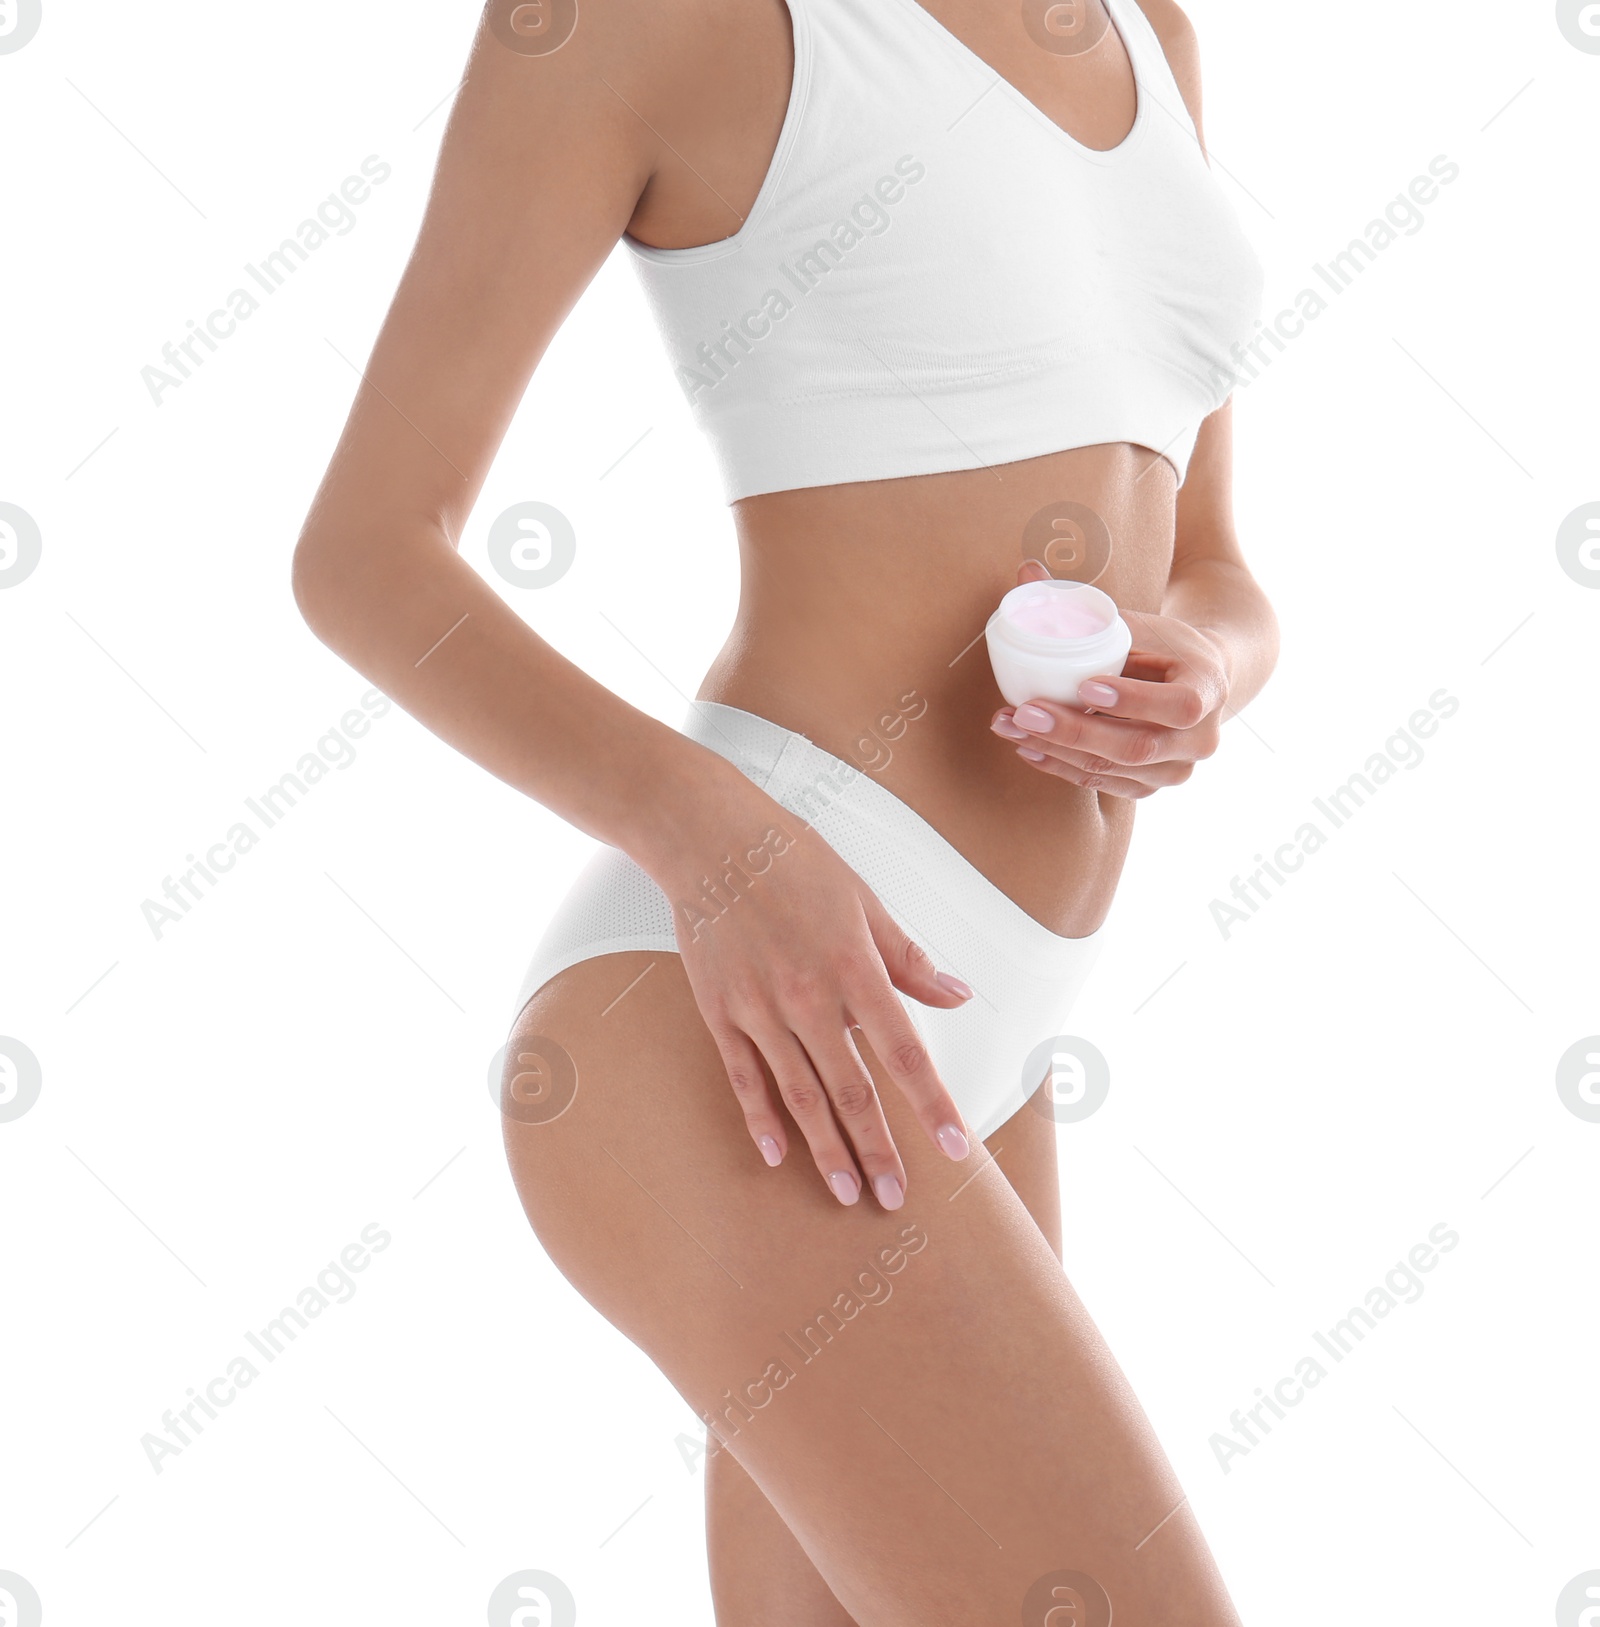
623,0,1254,938
700,446,1174,938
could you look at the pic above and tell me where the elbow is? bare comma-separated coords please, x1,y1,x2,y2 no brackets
1262,589,1282,677
292,505,455,654
290,532,324,636
290,526,347,647
1254,589,1282,694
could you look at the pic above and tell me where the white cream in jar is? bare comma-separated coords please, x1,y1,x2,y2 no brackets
985,579,1132,708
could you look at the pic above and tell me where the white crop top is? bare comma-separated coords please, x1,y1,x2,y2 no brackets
625,0,1265,502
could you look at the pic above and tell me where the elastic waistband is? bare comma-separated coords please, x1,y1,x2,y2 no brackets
681,700,797,785
680,699,1104,964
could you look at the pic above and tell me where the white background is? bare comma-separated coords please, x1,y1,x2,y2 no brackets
2,0,1596,1622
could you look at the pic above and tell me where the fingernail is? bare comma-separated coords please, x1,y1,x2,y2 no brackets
757,1135,782,1167
828,1170,861,1204
1017,746,1047,762
1013,704,1053,733
936,1123,970,1160
991,716,1028,740
1080,681,1118,706
935,970,974,1000
873,1173,904,1211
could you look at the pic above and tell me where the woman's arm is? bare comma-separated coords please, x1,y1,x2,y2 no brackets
1132,0,1280,712
291,4,728,867
1161,403,1280,714
988,2,1277,795
988,404,1277,799
292,0,973,1205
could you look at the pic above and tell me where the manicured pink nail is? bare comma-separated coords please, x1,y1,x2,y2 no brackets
935,971,974,1000
828,1170,861,1204
1017,746,1047,762
757,1136,782,1167
991,716,1028,740
873,1173,904,1210
1013,704,1054,733
936,1123,970,1160
1080,681,1119,706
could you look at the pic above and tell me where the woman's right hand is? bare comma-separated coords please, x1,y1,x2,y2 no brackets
639,759,977,1211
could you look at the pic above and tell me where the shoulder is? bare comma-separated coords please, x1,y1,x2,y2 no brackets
466,0,777,126
563,0,792,146
608,0,791,91
1125,0,1204,139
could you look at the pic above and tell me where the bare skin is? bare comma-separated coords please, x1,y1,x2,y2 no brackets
505,951,1238,1625
700,1097,1058,1627
292,0,1278,1618
707,1022,1066,1626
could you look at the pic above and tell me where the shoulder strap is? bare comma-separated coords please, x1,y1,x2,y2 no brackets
1106,0,1200,144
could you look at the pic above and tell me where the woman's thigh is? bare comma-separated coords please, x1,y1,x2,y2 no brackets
703,1086,1067,1627
501,951,1238,1627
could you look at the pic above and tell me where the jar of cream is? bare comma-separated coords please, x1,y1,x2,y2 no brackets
985,579,1132,708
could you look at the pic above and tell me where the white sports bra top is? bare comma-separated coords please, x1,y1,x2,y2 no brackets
625,0,1265,502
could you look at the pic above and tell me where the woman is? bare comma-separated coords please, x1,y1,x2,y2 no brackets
292,0,1277,1617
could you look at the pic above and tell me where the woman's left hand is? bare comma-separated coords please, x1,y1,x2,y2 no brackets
991,594,1232,801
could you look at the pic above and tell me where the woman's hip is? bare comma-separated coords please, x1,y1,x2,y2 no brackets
510,701,1111,1141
